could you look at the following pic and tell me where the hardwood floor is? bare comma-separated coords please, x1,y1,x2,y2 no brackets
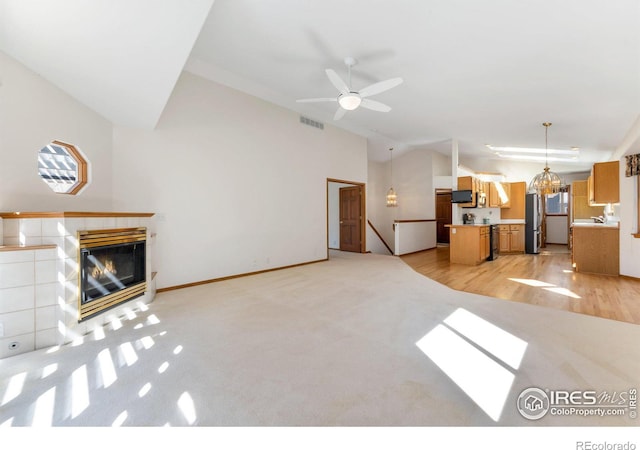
401,245,640,325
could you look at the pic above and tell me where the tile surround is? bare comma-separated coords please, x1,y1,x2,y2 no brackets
0,286,33,314
0,212,155,358
0,261,35,289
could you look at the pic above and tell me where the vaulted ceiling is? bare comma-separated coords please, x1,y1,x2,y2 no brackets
2,0,639,170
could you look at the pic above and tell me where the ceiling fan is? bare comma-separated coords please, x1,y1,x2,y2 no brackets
296,56,403,121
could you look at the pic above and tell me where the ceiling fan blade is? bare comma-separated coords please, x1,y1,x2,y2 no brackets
334,107,347,121
359,77,403,98
296,97,337,103
326,69,349,94
360,98,391,112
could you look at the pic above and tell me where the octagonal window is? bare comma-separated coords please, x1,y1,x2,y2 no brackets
37,140,89,194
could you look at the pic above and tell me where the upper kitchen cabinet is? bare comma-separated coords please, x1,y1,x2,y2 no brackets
457,176,488,208
488,182,511,208
572,180,604,219
501,182,526,219
588,161,619,205
458,175,487,193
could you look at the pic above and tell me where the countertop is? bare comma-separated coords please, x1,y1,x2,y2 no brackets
446,224,491,227
0,244,57,252
447,221,525,227
571,222,619,229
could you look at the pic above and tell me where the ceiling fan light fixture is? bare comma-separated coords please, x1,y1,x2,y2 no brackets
338,92,362,110
297,56,401,120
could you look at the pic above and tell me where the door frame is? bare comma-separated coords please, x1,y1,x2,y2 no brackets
327,178,366,254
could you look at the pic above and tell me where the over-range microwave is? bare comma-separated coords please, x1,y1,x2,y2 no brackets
451,190,486,208
451,190,473,203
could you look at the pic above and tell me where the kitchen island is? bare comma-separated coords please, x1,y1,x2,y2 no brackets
446,224,491,265
447,222,525,265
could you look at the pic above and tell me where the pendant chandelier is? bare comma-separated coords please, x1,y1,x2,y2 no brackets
529,122,564,195
386,147,398,207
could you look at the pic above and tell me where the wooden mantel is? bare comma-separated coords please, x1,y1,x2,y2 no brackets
0,211,155,219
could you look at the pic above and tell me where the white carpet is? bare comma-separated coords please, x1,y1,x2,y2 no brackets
0,250,638,426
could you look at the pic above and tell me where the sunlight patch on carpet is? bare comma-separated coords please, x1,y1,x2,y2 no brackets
416,308,529,422
444,308,528,370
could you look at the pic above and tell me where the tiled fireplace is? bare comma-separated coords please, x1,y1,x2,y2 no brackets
0,212,155,359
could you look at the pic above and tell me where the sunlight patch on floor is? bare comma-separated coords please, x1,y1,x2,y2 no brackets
119,342,139,367
97,348,117,388
71,365,89,419
416,324,515,422
32,386,56,426
178,391,197,425
139,336,155,350
1,372,27,406
508,278,581,299
508,278,554,287
112,410,128,427
443,308,528,370
544,287,581,299
41,363,58,379
138,382,152,398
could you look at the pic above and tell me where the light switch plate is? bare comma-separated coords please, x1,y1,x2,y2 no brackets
0,322,4,338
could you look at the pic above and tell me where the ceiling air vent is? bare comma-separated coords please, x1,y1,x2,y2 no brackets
300,116,324,130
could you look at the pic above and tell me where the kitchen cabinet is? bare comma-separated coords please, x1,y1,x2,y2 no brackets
448,225,490,265
572,180,603,219
500,182,526,220
458,176,473,191
589,161,619,205
509,225,524,252
488,182,511,208
457,176,475,207
499,224,524,253
572,225,619,275
457,176,489,208
457,176,480,207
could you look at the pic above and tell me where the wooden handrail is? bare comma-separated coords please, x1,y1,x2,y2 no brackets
367,220,393,255
393,219,436,223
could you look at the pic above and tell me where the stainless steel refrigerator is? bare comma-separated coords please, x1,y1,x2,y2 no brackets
525,193,540,254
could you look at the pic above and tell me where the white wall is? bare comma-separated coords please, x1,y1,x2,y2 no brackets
367,159,396,253
394,148,436,219
368,148,438,254
546,215,568,244
431,151,452,177
366,225,391,255
112,72,367,289
0,51,113,211
394,221,437,255
619,152,640,278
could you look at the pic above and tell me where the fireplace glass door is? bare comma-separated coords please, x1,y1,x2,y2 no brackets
80,241,146,304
